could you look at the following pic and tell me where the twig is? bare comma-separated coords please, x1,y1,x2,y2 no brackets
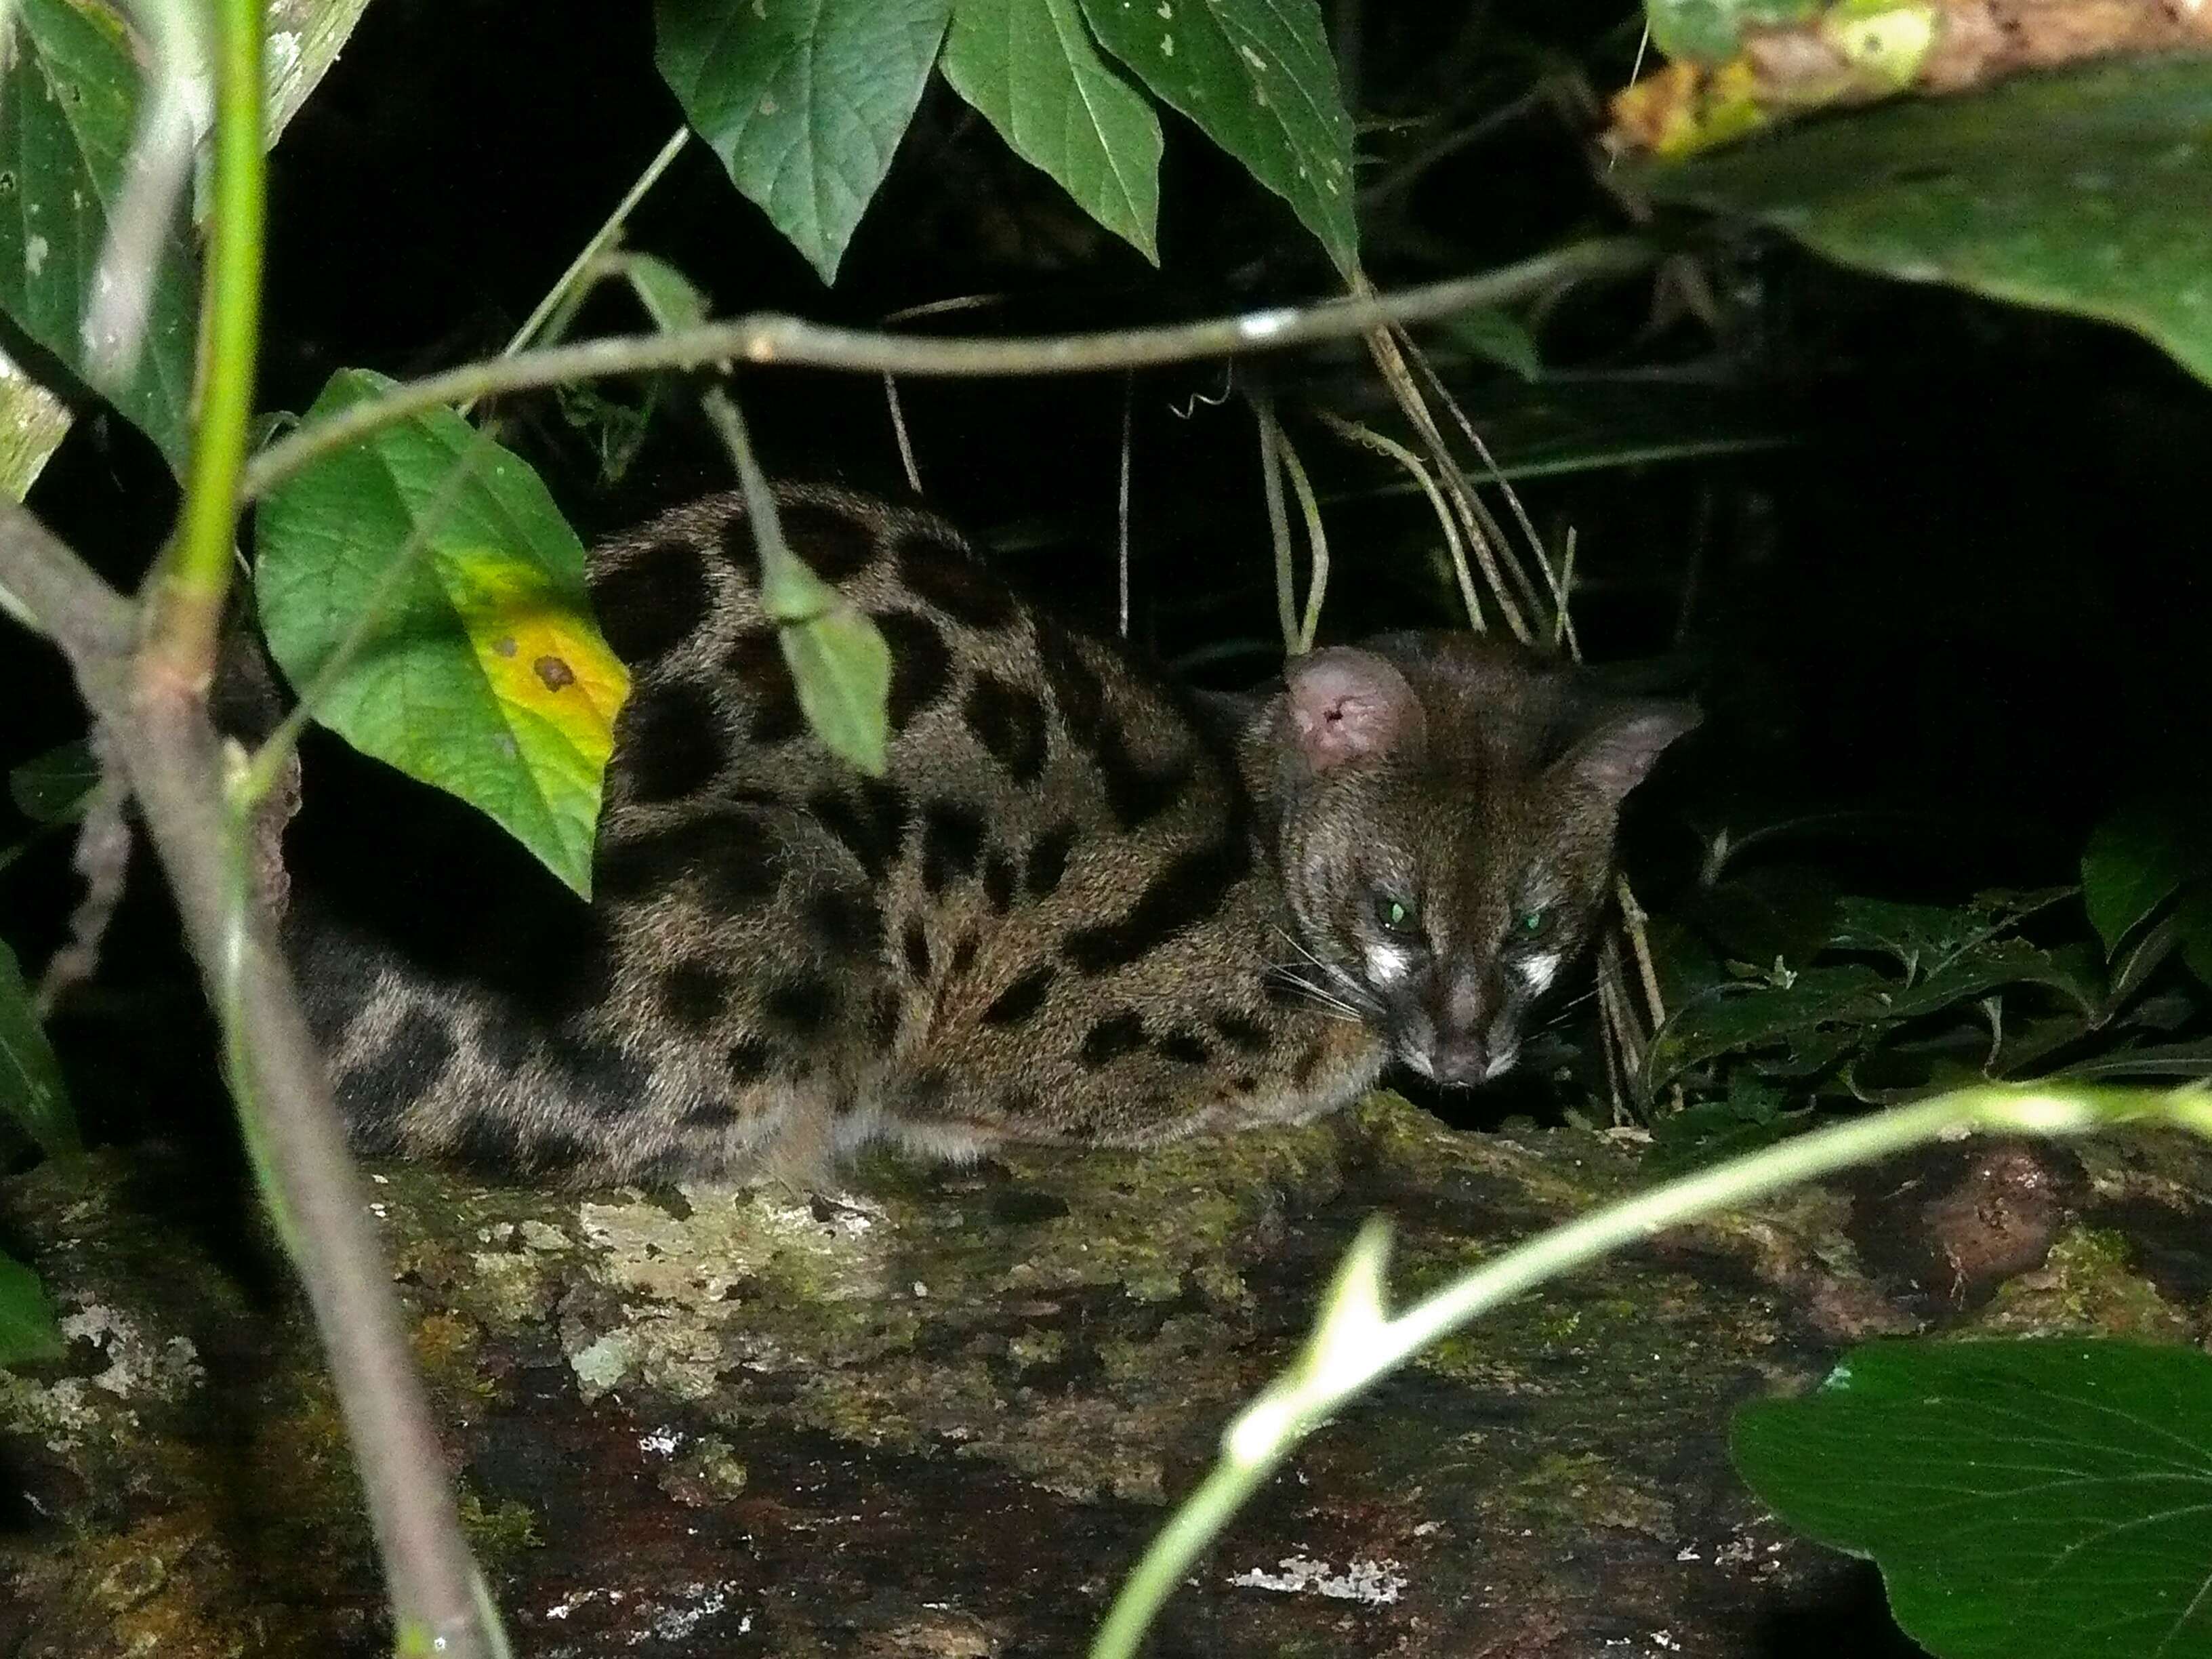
1359,318,1535,642
1117,373,1133,639
1255,395,1298,655
1277,428,1330,652
1315,411,1483,632
495,127,689,366
241,240,1652,502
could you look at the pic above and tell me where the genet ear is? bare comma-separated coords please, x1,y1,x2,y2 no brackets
1284,648,1427,773
1561,700,1700,804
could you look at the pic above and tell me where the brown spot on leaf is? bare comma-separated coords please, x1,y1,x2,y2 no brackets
534,655,576,691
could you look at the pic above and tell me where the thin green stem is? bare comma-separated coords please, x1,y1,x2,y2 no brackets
146,0,263,677
1254,396,1297,654
241,240,1652,504
462,125,690,414
1090,1083,2212,1658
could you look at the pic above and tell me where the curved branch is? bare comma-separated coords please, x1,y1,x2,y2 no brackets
241,238,1652,501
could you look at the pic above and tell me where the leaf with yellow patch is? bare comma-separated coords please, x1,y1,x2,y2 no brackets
255,369,628,896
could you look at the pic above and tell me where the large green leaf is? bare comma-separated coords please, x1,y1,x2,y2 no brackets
942,0,1162,262
1734,1338,2212,1659
0,938,77,1158
1078,0,1357,277
255,369,628,898
655,0,954,284
0,1250,63,1369
0,0,198,467
1635,57,2212,388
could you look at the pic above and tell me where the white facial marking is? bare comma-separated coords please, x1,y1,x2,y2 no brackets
1517,951,1562,996
1366,944,1414,985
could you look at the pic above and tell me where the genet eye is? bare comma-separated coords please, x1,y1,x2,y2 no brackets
1375,895,1416,933
1516,907,1551,937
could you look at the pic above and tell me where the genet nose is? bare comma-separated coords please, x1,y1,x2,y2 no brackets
1427,1037,1520,1087
1427,1038,1489,1086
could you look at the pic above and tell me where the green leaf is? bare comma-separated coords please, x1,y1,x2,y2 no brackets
0,1250,63,1368
1633,57,2212,389
1734,1338,2212,1659
655,0,955,284
0,0,199,466
1078,0,1357,277
8,738,96,824
2056,1036,2212,1083
255,369,629,898
0,937,77,1158
1644,1073,1807,1178
1437,306,1542,381
943,0,1162,262
1644,0,1818,62
781,601,890,777
2083,801,2194,958
619,251,711,333
1645,963,1893,1092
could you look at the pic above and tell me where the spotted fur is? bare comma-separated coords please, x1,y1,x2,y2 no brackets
289,485,1695,1185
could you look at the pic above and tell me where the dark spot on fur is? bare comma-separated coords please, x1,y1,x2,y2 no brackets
1212,1012,1271,1053
1063,831,1251,975
1025,823,1076,899
895,531,1016,629
658,960,730,1031
902,1067,950,1118
780,500,883,582
964,673,1050,783
716,510,762,576
869,986,902,1040
722,629,806,745
875,611,955,732
949,930,980,979
1035,621,1104,731
809,779,911,882
682,1098,741,1130
1155,1029,1211,1065
983,851,1017,914
806,886,882,956
620,678,729,801
1080,1010,1147,1067
1232,1073,1257,1092
599,811,783,914
764,975,836,1037
544,1029,652,1118
524,1130,594,1178
726,1038,774,1084
1263,974,1310,1009
981,965,1056,1026
1092,718,1195,831
450,1108,525,1172
1291,1040,1328,1088
592,537,707,665
902,919,931,979
335,1006,455,1147
922,800,986,893
998,1088,1042,1124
